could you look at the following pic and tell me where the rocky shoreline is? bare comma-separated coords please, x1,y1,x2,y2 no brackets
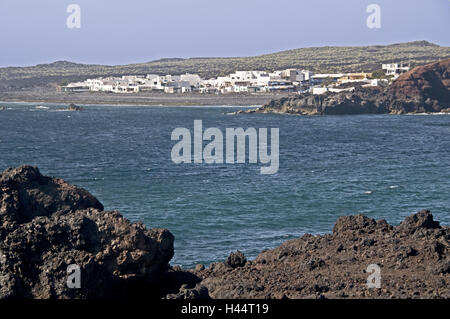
0,166,448,299
234,59,450,116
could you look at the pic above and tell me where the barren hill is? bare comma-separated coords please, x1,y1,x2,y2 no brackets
1,41,449,91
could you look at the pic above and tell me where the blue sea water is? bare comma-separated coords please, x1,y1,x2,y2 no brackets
0,102,449,268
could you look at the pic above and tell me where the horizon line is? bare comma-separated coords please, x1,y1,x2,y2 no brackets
1,39,448,69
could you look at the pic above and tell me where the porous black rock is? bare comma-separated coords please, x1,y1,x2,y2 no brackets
0,165,174,299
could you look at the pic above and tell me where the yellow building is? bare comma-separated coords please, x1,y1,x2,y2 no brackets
337,72,372,83
338,73,372,82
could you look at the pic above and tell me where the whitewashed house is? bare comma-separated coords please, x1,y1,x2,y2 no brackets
382,63,410,78
180,73,203,87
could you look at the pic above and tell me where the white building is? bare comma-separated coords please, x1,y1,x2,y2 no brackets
312,73,344,80
382,63,410,78
180,73,203,87
86,78,114,92
255,73,271,86
59,81,89,92
280,69,297,81
311,86,355,95
299,70,313,81
65,68,316,95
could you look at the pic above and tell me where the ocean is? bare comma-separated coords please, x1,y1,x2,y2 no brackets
1,102,449,268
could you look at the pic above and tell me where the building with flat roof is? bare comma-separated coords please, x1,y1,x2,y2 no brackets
382,63,410,78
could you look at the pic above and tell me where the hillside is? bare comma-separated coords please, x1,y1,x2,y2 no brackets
1,40,449,91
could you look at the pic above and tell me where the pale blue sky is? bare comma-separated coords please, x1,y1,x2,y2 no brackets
0,0,448,67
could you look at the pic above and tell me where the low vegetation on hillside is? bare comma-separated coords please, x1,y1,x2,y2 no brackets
1,41,449,91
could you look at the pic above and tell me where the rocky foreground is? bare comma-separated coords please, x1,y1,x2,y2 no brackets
235,59,450,116
0,166,174,298
0,166,448,299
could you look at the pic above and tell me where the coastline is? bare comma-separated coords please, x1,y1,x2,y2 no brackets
232,107,450,116
0,101,259,109
1,166,448,299
0,90,291,107
232,59,450,116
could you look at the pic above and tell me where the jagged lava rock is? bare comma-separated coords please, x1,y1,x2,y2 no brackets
67,103,84,111
0,165,103,223
0,165,174,299
386,59,450,113
226,251,247,268
398,210,440,233
195,211,449,299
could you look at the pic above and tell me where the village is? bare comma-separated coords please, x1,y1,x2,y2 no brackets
59,63,410,95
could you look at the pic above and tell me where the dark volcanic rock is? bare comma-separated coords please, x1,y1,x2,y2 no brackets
165,283,209,299
333,214,378,235
241,59,450,116
195,211,449,299
398,210,440,233
226,251,247,268
0,165,103,223
0,165,174,299
386,59,450,113
67,103,84,111
1,166,449,299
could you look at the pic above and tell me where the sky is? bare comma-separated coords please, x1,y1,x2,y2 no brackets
0,0,448,67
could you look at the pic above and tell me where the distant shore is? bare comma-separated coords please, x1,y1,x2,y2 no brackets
0,89,290,106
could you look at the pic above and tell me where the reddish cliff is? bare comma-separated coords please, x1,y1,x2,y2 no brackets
387,58,450,113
